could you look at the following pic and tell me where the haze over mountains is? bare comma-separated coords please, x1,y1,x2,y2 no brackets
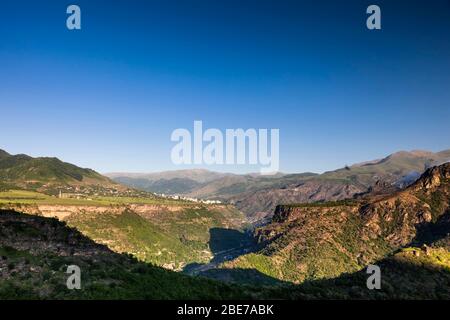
108,149,450,222
107,169,234,195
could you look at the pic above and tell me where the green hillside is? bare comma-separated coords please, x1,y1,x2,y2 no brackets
0,149,118,193
63,205,247,270
320,150,450,185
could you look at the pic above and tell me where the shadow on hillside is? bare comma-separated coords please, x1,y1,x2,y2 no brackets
185,250,450,297
288,253,450,299
183,227,258,276
208,227,256,255
412,209,450,247
199,268,290,287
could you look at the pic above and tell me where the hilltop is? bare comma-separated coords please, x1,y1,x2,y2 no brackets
0,148,127,196
0,149,107,183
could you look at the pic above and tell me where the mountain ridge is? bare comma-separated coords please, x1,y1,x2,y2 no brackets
108,149,449,222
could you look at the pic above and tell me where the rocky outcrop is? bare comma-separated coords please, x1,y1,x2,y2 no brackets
360,163,449,246
411,162,450,192
0,203,194,221
272,201,358,224
234,181,364,223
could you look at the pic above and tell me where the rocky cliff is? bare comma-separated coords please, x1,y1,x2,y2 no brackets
219,163,450,283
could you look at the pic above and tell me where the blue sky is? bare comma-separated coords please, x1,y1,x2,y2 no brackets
1,0,449,174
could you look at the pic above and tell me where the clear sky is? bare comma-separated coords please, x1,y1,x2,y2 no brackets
1,0,449,174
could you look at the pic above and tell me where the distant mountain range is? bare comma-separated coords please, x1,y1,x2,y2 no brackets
107,169,234,195
107,149,450,222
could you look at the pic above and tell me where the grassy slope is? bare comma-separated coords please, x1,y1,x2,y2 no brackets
64,207,246,269
0,152,108,184
286,246,450,299
65,210,199,267
0,189,192,206
319,150,450,184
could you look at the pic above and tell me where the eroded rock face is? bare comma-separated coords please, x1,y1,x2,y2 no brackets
361,163,449,246
272,204,357,224
360,196,429,245
267,162,449,249
272,205,293,223
0,203,192,221
234,181,364,223
256,204,359,245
